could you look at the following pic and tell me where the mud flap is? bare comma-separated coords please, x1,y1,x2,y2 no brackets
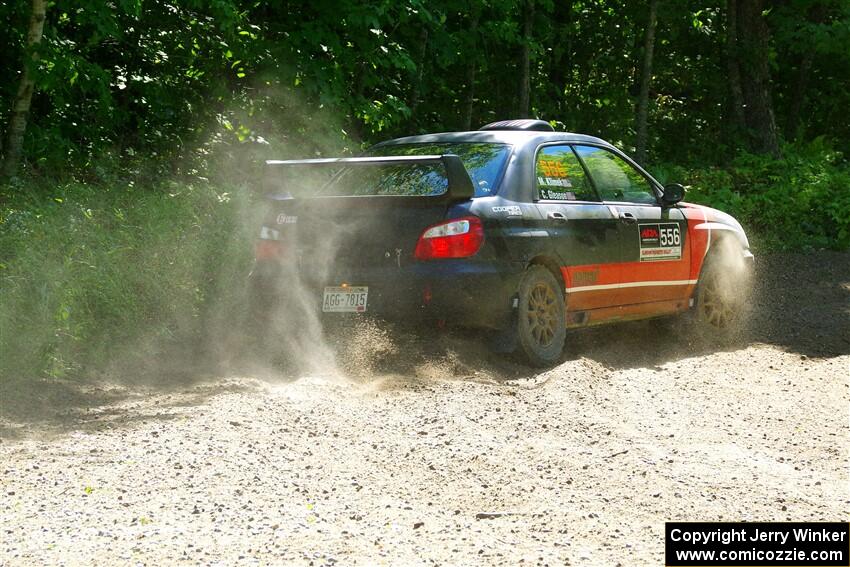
487,312,519,353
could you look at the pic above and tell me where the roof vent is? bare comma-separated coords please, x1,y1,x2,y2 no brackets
479,119,555,132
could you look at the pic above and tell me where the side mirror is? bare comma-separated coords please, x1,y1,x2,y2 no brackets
662,183,685,206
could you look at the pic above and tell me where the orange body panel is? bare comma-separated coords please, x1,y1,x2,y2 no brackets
559,204,717,325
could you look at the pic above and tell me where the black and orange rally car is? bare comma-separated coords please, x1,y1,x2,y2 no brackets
251,119,754,366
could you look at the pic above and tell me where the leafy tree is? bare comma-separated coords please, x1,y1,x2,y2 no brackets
1,0,848,176
1,0,47,179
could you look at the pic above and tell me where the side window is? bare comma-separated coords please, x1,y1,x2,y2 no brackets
574,145,658,204
535,145,598,201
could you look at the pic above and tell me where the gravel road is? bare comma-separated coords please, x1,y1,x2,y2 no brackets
2,252,848,566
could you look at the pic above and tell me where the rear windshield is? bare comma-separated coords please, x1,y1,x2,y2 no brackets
322,143,511,198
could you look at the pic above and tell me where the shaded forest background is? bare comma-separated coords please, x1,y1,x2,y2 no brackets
1,0,848,380
2,0,849,175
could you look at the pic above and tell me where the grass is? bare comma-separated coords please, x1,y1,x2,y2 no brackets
0,180,257,381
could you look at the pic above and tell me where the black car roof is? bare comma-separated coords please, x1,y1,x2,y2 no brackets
369,129,658,202
372,130,612,150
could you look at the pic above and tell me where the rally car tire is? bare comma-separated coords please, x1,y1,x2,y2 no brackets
516,266,566,367
246,275,275,348
691,247,751,335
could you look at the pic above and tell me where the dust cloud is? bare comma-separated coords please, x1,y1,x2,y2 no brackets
250,179,345,379
695,235,754,334
202,162,408,384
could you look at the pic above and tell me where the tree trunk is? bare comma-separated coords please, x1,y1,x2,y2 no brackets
547,0,572,117
725,0,747,140
408,27,429,123
787,51,813,139
2,0,48,179
634,0,658,165
517,0,534,118
461,11,480,131
564,2,575,125
735,0,781,157
461,62,477,131
786,4,825,139
347,62,368,144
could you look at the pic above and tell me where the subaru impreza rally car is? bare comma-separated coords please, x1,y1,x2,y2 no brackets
251,119,753,366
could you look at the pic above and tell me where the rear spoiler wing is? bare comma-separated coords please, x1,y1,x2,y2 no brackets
264,154,475,202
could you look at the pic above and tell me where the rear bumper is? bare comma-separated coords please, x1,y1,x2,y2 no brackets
250,258,523,329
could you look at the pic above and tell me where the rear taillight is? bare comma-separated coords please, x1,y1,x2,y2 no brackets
255,239,284,260
255,226,285,260
414,216,484,260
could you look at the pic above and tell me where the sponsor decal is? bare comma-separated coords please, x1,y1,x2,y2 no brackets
538,159,574,190
276,213,298,225
572,270,599,285
639,222,681,261
640,226,659,241
539,160,568,178
491,205,523,216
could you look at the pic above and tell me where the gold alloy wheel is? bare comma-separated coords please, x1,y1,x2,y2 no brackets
526,282,559,347
699,272,737,328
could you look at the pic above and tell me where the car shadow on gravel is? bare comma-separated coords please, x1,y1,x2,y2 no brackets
0,359,266,441
746,251,849,358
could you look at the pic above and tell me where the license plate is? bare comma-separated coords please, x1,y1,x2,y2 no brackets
322,286,368,313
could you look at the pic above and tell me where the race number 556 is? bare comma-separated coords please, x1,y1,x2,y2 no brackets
660,225,680,247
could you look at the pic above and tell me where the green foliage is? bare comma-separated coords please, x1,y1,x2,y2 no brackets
0,181,256,379
670,140,850,250
1,0,847,176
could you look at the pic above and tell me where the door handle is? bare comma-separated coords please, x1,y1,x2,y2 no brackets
619,212,638,224
548,212,567,223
